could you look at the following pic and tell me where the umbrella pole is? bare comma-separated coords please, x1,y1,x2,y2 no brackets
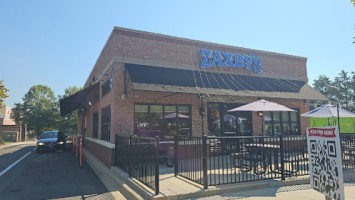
337,103,341,133
262,114,264,136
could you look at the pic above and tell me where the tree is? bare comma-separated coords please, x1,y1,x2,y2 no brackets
0,80,9,109
13,85,58,137
312,70,355,112
57,86,82,134
333,70,354,111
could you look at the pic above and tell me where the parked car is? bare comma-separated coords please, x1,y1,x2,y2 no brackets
36,131,66,153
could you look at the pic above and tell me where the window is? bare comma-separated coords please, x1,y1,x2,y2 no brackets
101,78,112,97
134,104,191,139
134,105,149,135
177,106,191,136
207,103,221,136
290,111,299,135
93,112,98,138
101,106,111,141
150,105,163,132
164,106,177,137
207,103,252,136
264,110,300,136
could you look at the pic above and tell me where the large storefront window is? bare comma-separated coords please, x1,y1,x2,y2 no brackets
207,103,252,136
264,110,300,136
134,104,191,139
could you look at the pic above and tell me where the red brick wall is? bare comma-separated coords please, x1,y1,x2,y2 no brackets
0,125,21,142
85,139,114,168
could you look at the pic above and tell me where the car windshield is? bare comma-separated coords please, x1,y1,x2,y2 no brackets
39,132,58,139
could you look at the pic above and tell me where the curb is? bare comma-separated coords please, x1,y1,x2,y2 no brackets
82,149,145,200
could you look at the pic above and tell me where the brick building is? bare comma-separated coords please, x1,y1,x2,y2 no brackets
0,106,26,142
60,27,326,167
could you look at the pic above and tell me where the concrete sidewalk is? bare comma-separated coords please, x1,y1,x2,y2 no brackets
194,182,355,200
0,141,36,149
83,149,355,200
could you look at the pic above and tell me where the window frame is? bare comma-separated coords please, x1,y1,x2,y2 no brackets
264,109,300,136
93,112,99,139
133,103,192,138
101,106,111,141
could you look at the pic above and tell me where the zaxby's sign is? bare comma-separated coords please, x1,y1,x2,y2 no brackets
200,49,262,74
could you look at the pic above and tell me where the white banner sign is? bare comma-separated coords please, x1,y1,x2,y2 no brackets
307,127,344,200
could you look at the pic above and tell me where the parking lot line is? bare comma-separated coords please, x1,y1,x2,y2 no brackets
0,148,34,177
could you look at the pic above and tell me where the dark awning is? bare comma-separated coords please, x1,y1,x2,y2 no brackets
59,82,99,116
126,64,327,101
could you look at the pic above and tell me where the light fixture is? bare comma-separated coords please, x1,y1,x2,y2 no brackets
257,111,263,117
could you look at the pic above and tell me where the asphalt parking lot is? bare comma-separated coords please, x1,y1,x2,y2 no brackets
0,142,116,200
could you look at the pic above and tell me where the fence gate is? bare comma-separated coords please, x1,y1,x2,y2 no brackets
115,135,159,195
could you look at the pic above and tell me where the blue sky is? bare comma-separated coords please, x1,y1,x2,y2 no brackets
1,0,354,107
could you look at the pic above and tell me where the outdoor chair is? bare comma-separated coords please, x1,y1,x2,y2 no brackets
283,152,299,176
231,151,252,172
232,147,268,174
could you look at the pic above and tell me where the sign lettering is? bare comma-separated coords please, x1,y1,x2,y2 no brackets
200,49,262,74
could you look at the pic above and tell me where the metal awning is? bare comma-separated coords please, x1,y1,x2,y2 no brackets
126,64,327,101
59,82,99,116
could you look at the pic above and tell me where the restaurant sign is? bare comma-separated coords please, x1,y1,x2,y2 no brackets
200,49,262,74
307,127,344,200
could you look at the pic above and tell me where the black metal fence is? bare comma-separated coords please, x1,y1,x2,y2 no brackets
115,135,159,195
175,135,308,187
115,133,355,191
174,136,205,186
341,134,355,170
176,134,355,188
115,135,130,172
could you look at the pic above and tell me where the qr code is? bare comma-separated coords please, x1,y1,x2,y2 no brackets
309,139,341,200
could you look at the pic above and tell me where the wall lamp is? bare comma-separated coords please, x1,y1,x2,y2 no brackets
257,111,263,117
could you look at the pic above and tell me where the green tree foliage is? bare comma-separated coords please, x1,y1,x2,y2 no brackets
13,85,58,137
57,86,82,134
313,70,355,112
0,80,9,108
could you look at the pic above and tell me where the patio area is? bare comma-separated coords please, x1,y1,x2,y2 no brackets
114,134,355,196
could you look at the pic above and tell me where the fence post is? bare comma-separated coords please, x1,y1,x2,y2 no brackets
129,135,132,177
76,137,79,158
280,135,285,180
114,134,117,166
72,137,75,153
80,137,83,168
155,136,160,195
202,135,208,189
174,135,178,177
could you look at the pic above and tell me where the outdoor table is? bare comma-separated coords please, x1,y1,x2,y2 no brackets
243,143,280,174
159,140,174,167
